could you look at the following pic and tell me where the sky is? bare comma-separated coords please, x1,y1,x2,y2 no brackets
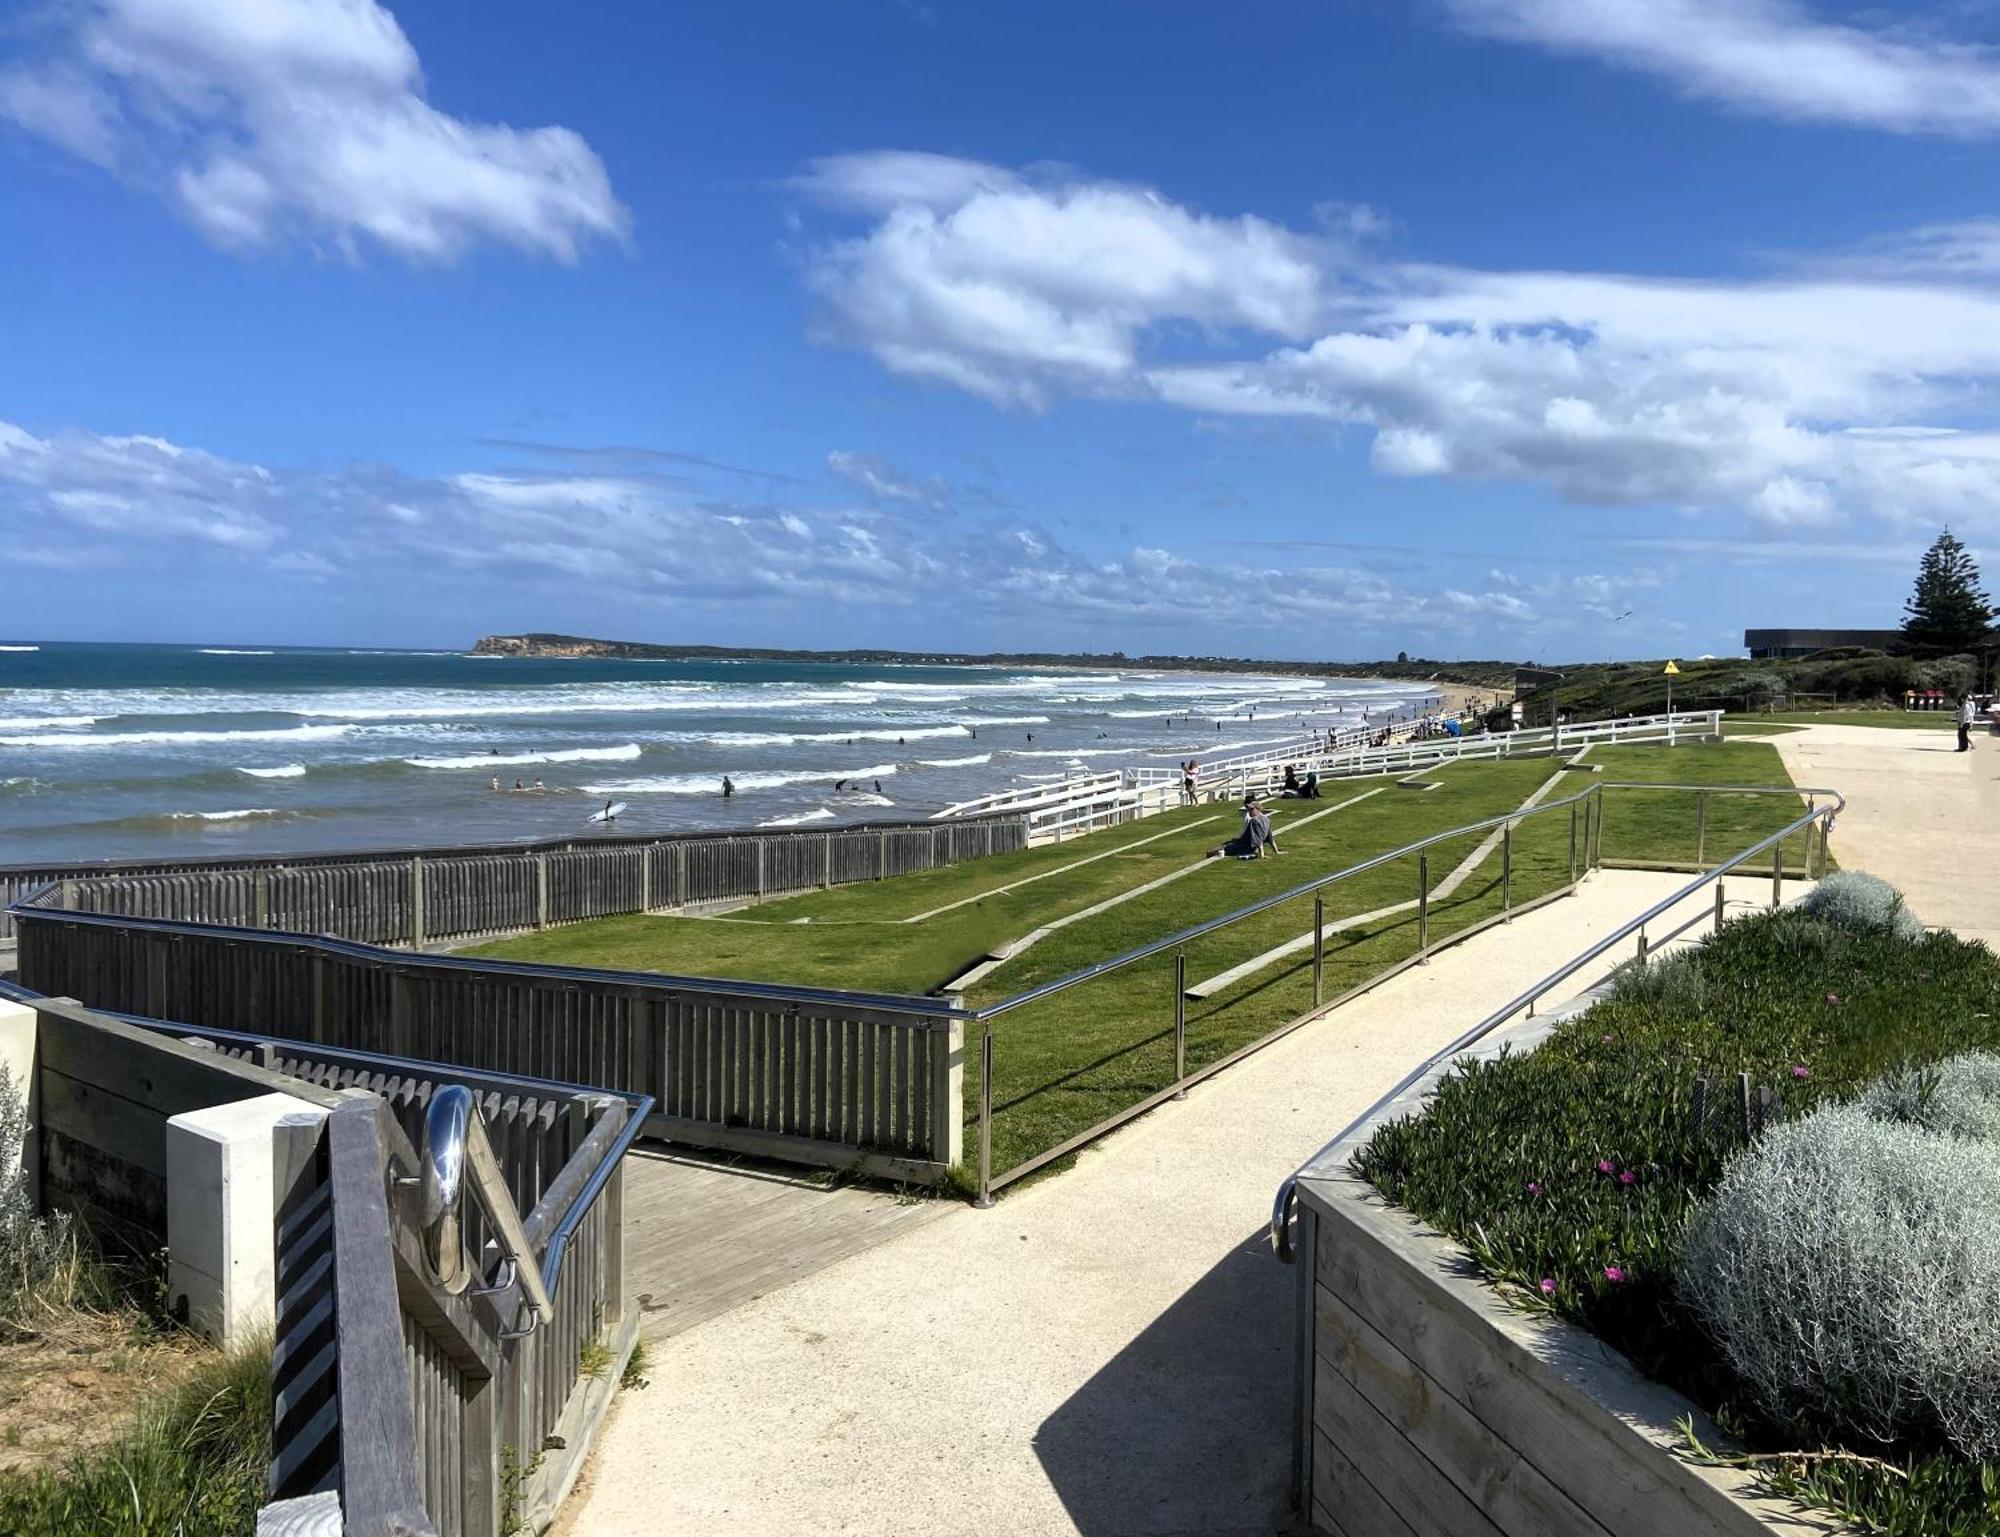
4,1,2000,661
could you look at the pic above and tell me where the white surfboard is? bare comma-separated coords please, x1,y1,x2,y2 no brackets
589,802,627,823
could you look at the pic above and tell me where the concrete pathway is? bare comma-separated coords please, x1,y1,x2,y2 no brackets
1772,723,2000,946
573,870,1764,1537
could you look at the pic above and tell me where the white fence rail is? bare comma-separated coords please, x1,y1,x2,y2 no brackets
939,710,1722,845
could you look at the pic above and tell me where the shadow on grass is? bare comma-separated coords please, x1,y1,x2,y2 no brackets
1035,1226,1295,1536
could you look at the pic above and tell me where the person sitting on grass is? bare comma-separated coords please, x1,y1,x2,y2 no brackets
1281,764,1303,797
1209,794,1281,859
1251,800,1282,855
1302,770,1321,800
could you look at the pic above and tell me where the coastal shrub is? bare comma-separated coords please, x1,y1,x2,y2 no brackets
0,1065,99,1334
1864,1051,2000,1143
1791,869,1924,941
1354,904,2000,1531
1680,1103,2000,1463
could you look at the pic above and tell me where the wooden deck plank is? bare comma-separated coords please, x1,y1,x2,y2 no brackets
616,1148,950,1341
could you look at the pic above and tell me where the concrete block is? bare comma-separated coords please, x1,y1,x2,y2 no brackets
167,1092,329,1346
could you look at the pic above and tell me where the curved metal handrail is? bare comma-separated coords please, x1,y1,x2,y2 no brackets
1267,784,1844,1262
419,1084,554,1334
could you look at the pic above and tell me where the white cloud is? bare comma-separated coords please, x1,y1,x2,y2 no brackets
797,151,2000,537
0,0,627,263
0,414,1642,647
826,449,951,508
1440,0,2000,136
803,151,1326,407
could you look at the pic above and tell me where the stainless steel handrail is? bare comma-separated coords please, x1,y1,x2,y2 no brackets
1266,785,1843,1262
421,1084,555,1334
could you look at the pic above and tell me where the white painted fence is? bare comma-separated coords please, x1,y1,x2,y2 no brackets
937,710,1723,844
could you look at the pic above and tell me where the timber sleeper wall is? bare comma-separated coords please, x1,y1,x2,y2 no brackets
15,910,964,1184
1291,1003,1839,1537
0,814,1026,945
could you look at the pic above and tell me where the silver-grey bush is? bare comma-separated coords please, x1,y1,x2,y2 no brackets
1790,870,1925,941
1678,1102,2000,1461
1863,1051,2000,1143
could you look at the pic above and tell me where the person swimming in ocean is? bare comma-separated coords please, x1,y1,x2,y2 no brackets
873,779,882,794
491,775,500,792
722,775,735,798
513,778,524,791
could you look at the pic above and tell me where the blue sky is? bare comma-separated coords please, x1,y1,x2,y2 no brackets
4,0,2000,661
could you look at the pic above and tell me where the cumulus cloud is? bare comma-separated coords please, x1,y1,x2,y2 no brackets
0,414,1637,647
1439,0,2000,136
0,0,627,262
795,151,2000,536
801,151,1327,407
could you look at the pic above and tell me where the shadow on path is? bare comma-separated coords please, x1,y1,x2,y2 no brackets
1035,1225,1301,1537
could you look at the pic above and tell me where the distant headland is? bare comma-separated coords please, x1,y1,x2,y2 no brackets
469,632,1514,686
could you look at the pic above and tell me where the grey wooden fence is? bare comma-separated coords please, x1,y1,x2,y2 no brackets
15,905,964,1183
0,814,1025,946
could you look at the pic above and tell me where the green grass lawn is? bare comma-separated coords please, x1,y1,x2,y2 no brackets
470,739,1805,1184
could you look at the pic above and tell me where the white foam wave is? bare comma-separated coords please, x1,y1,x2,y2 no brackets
582,763,900,795
239,763,307,779
0,714,99,730
838,791,895,806
917,752,992,767
760,807,837,827
0,723,354,749
405,743,642,770
168,808,283,822
198,648,275,656
1005,747,1130,759
0,644,39,653
958,715,1050,726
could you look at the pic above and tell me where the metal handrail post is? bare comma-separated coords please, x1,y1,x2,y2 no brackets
1695,790,1707,866
1595,784,1607,868
975,1027,995,1208
1502,824,1512,918
1417,853,1430,962
1173,952,1187,1098
1770,840,1783,909
1636,929,1648,968
1714,880,1726,931
1567,801,1578,883
1312,896,1324,1006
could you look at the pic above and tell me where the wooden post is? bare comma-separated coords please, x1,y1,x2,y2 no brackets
640,846,652,913
535,851,550,929
409,857,425,949
253,871,270,930
934,1018,964,1169
756,841,766,901
822,836,832,890
877,830,888,880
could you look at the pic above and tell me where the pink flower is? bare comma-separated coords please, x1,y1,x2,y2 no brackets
1539,1278,1557,1296
1603,1265,1626,1283
1825,992,1842,1005
1525,1181,1542,1196
1618,1170,1637,1186
1597,1159,1616,1175
1792,1065,1812,1080
1601,1033,1616,1044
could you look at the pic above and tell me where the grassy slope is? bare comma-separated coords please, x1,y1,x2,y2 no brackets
1728,709,1953,730
471,739,1802,1177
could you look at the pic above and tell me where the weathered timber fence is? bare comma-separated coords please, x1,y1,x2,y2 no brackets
1,983,644,1537
0,813,1026,946
13,906,963,1183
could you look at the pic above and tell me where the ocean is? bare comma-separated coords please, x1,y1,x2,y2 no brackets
0,643,1437,865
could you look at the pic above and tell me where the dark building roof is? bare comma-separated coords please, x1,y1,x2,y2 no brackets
1744,628,1906,658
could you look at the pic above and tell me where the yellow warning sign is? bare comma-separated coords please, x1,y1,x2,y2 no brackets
1663,660,1681,676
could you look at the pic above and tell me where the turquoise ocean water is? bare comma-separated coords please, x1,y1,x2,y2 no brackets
0,642,1434,864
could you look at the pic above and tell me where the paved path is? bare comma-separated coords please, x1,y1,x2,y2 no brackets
1773,723,2000,946
573,870,1765,1537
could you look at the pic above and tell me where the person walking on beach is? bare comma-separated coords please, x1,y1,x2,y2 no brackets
1958,692,1977,752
